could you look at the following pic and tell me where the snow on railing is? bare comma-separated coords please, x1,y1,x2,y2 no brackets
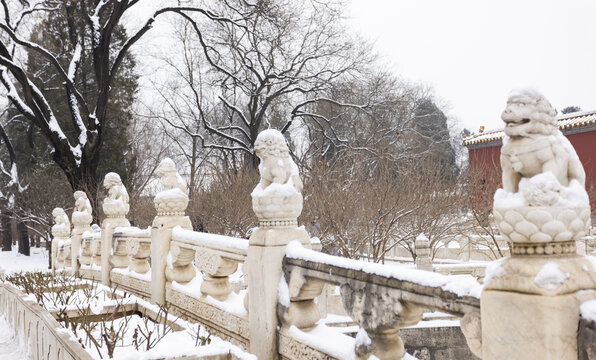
281,241,482,359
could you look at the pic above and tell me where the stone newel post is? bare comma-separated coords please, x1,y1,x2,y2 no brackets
71,191,92,275
415,233,433,271
247,130,312,360
101,173,130,285
150,158,192,305
51,208,70,271
482,89,596,360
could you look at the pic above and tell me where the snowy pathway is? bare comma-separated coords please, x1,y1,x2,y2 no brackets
0,315,29,360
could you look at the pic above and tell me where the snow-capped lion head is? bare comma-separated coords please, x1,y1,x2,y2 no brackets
501,88,558,138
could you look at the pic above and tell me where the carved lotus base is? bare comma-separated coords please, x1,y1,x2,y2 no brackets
154,189,188,216
102,202,129,218
493,206,590,247
252,193,302,222
72,212,92,227
51,228,70,239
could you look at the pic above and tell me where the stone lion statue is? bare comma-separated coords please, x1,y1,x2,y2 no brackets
72,190,93,226
500,88,585,197
74,191,92,214
103,172,130,216
156,158,187,194
254,129,303,193
51,208,70,235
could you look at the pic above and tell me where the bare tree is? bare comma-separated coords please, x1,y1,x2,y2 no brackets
0,0,242,210
151,0,370,165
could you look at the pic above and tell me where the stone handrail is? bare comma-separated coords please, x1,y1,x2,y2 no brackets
112,227,151,273
162,226,250,347
79,230,102,280
108,227,153,299
0,283,94,360
169,226,248,300
280,241,482,359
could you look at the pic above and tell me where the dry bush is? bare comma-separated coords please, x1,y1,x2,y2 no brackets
189,168,258,238
301,155,465,263
457,160,507,259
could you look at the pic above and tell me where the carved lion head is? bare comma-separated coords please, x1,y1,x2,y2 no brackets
254,129,289,159
501,88,557,137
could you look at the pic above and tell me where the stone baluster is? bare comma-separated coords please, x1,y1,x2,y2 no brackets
247,130,312,360
79,233,93,267
165,243,196,284
340,282,424,360
91,238,101,267
414,233,433,271
111,234,130,269
63,241,72,269
50,208,70,271
127,237,151,274
101,173,131,285
151,158,192,304
195,249,238,301
483,89,596,359
279,267,324,331
71,191,92,275
55,242,67,269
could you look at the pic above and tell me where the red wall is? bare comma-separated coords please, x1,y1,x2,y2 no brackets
468,131,596,205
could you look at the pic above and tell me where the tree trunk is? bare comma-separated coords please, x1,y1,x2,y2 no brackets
47,231,52,269
60,159,101,223
1,211,11,251
17,221,30,256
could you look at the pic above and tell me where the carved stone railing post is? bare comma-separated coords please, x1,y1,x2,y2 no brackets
71,191,92,275
341,282,424,360
415,233,433,271
196,250,238,301
100,173,130,286
151,158,192,304
247,130,312,360
51,208,70,271
483,89,596,359
279,267,324,331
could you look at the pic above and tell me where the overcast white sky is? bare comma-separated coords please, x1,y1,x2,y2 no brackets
347,0,596,132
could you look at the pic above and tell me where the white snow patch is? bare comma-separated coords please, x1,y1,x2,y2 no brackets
534,262,569,290
251,181,299,197
580,300,596,322
278,273,290,307
155,187,186,200
286,241,482,299
494,172,589,208
0,247,49,274
483,258,505,285
288,324,356,360
114,226,151,236
172,227,248,252
355,328,371,347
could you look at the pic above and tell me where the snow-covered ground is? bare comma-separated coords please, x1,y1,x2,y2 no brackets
0,247,49,274
0,314,29,360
